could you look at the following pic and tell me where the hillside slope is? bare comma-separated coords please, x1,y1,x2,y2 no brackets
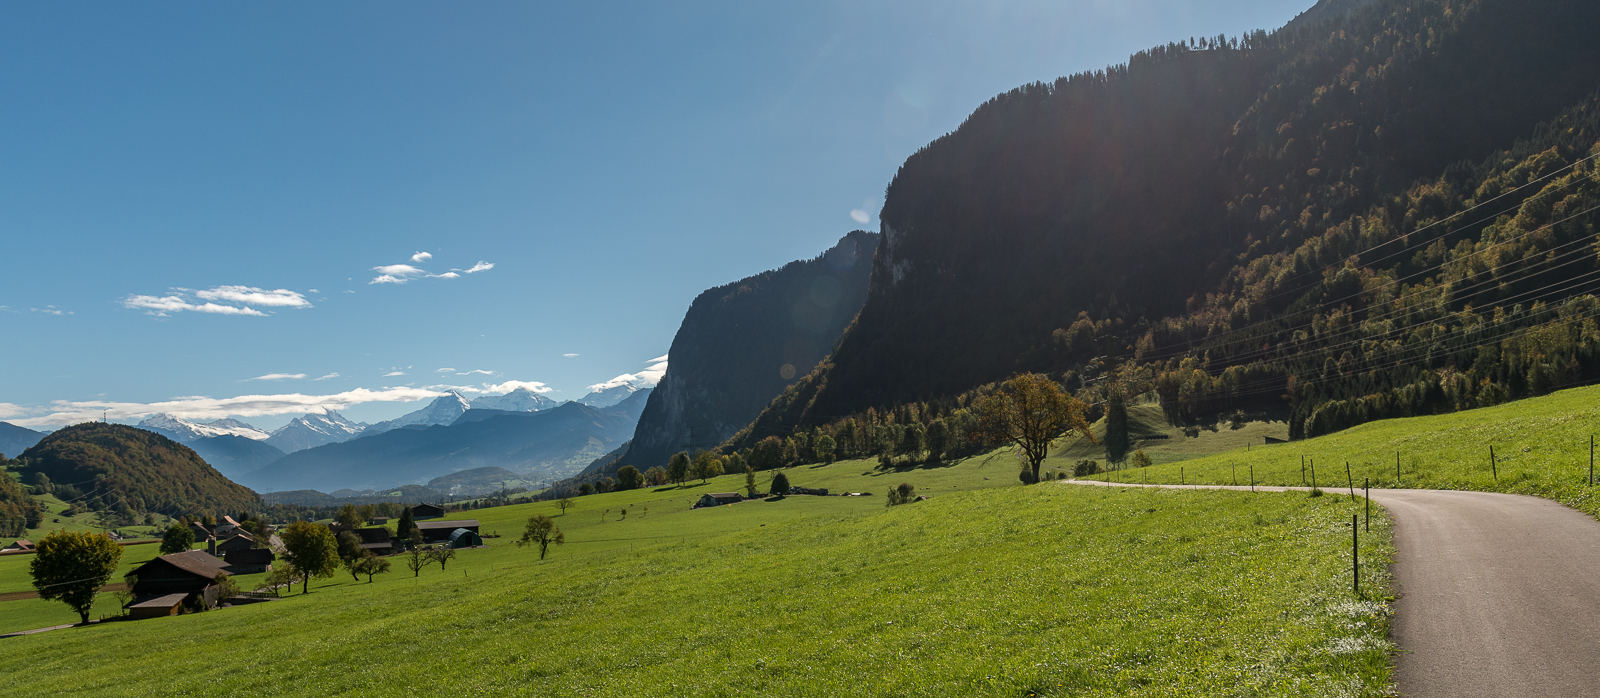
0,423,42,459
16,423,259,518
736,0,1600,450
619,230,876,472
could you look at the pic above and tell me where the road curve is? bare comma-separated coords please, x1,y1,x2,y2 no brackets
1070,481,1600,697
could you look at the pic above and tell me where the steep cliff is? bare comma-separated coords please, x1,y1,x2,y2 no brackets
617,230,877,471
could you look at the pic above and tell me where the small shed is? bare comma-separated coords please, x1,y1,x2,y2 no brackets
126,593,189,619
330,525,395,555
370,517,390,526
448,528,483,549
416,519,479,544
410,503,446,520
3,539,34,552
697,493,742,508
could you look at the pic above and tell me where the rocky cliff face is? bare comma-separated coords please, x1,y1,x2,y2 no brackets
617,230,877,471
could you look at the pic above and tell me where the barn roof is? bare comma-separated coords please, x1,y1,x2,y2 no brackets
705,493,740,499
149,550,229,579
416,519,479,530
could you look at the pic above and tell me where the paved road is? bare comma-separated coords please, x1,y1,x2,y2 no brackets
1070,481,1600,697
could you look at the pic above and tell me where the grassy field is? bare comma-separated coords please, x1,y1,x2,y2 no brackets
1081,384,1600,518
0,470,1394,696
1051,393,1289,469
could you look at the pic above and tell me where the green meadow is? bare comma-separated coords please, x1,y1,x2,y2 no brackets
1081,384,1600,519
0,449,1395,696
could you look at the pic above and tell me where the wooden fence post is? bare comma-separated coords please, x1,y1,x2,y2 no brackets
1490,445,1498,482
1352,514,1359,595
1589,435,1594,487
1250,464,1255,493
1364,477,1370,533
1396,451,1401,486
1346,461,1354,498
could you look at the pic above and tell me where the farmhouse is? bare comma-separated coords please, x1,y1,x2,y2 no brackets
216,515,241,535
696,493,743,508
416,519,479,544
410,503,446,520
125,550,231,617
2,539,34,553
187,522,215,541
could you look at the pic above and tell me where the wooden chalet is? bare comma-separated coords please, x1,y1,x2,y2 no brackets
125,550,230,618
410,503,446,520
2,539,34,553
416,519,479,544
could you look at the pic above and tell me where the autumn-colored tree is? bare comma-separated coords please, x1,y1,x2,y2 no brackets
975,373,1095,484
159,522,194,554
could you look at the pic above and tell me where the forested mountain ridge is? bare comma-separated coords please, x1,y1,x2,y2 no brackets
617,230,877,472
16,423,260,519
731,0,1600,453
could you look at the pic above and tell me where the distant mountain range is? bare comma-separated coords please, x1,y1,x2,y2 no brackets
137,414,270,441
0,422,45,459
264,411,367,453
239,390,651,493
469,387,560,412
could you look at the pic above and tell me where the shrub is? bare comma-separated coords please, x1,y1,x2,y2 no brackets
1074,459,1101,476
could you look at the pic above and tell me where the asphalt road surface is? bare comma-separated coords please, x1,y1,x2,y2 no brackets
1071,481,1600,697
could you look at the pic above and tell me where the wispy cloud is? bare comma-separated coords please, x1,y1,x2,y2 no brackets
246,373,307,382
457,261,494,274
0,403,26,419
479,380,551,394
30,305,73,316
9,386,452,429
313,373,341,381
383,371,407,377
195,286,310,308
122,285,310,317
368,256,493,285
850,209,870,223
456,369,495,376
562,353,580,358
586,355,668,393
123,295,267,316
411,252,432,263
436,368,457,373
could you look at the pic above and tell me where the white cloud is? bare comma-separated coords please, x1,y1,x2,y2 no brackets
194,286,310,308
586,374,638,393
585,354,670,393
308,289,319,294
436,368,457,373
562,353,580,358
456,369,495,376
479,380,552,394
0,403,26,419
247,373,307,381
637,359,669,385
647,354,669,364
31,305,72,316
457,261,493,274
850,209,870,223
123,295,268,316
313,373,341,381
9,386,452,429
411,252,433,263
383,371,407,377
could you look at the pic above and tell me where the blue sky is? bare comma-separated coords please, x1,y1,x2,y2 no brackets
0,0,1314,431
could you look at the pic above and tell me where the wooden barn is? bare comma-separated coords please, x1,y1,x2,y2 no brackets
416,519,479,544
124,550,230,618
410,503,446,520
223,548,274,574
329,525,395,555
697,493,743,508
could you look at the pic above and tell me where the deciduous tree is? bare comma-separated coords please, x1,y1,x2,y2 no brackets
336,504,364,530
159,522,194,554
31,530,122,623
770,471,791,495
279,521,340,594
517,514,565,560
557,497,574,515
615,465,642,491
350,553,391,583
975,373,1095,484
667,452,690,485
427,545,456,571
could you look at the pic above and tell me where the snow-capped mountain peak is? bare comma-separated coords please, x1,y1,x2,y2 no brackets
468,386,560,412
137,414,270,442
264,410,368,454
367,391,471,434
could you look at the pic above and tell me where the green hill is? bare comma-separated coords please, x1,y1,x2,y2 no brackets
1084,383,1600,519
16,423,259,520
